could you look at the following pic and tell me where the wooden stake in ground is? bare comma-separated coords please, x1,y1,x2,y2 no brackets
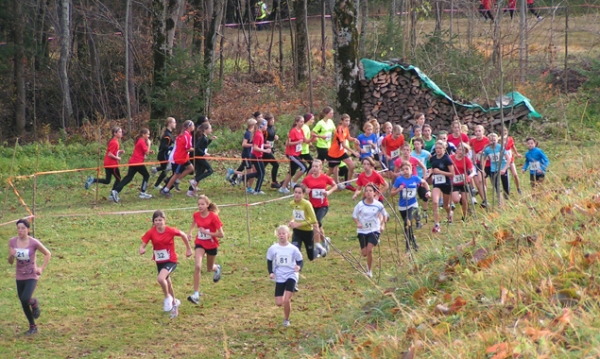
32,144,40,237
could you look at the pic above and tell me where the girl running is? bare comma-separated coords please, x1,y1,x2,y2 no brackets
153,118,176,190
139,210,192,317
377,121,393,167
187,195,224,305
393,143,427,179
410,112,426,138
469,125,490,206
353,157,389,201
8,218,51,335
289,185,319,262
381,124,405,176
111,128,154,203
249,119,271,195
266,225,303,327
429,141,455,233
357,122,377,160
447,121,470,149
522,137,549,187
301,159,337,257
422,124,437,153
502,128,522,194
390,163,431,251
451,143,476,221
161,120,195,197
368,119,382,163
311,107,336,162
327,114,360,186
279,116,308,194
264,113,281,189
482,133,511,205
188,122,217,197
227,118,257,190
85,126,125,200
352,184,389,277
411,138,432,217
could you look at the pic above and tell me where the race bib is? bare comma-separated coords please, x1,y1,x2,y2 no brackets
475,153,483,163
197,228,211,240
154,249,170,261
312,189,325,199
293,209,305,221
295,143,302,152
529,161,541,171
402,188,417,199
489,153,500,162
433,174,446,184
453,174,465,184
15,248,30,261
363,145,371,153
267,141,274,148
390,148,400,158
361,220,376,230
276,254,294,268
325,134,332,141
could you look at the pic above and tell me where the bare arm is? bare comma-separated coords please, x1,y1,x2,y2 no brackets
178,230,193,257
35,241,51,275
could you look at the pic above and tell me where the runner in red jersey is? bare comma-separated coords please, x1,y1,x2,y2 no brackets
353,157,388,201
140,210,192,317
393,143,427,179
447,121,470,149
279,116,308,193
380,124,405,178
469,125,490,206
302,159,337,256
85,126,125,199
187,195,224,305
451,143,476,221
162,120,195,196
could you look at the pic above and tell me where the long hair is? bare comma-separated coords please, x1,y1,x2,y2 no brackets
198,195,219,214
135,128,150,142
318,106,333,120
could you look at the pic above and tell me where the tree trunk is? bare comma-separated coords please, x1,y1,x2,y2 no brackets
203,0,226,114
58,0,74,128
294,0,308,82
434,0,442,35
151,0,181,120
34,0,50,71
332,0,361,123
13,0,26,136
125,0,133,133
359,0,367,55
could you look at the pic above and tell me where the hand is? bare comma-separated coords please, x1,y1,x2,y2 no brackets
521,169,525,174
211,136,218,140
269,273,275,280
537,170,543,174
139,247,146,255
380,224,386,232
356,222,363,229
149,150,155,154
352,193,358,200
118,150,125,154
35,267,43,276
432,168,441,174
501,169,506,175
516,153,522,158
274,135,279,141
425,190,431,198
9,247,16,257
116,157,121,161
264,148,271,154
186,248,193,257
294,265,300,273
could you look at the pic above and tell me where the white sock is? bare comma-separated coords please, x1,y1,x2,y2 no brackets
194,291,199,297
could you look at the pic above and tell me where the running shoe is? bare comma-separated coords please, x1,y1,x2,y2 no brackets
448,211,454,224
337,183,345,190
432,225,441,233
160,189,172,198
85,176,94,190
25,325,38,335
345,184,357,192
481,201,489,208
31,300,40,319
253,191,265,195
213,264,222,283
154,185,163,190
283,319,290,327
471,197,478,205
517,188,522,195
225,168,234,181
451,203,456,210
189,179,198,191
416,221,423,229
316,243,327,258
109,193,114,202
366,270,373,278
290,182,296,189
173,183,181,193
187,294,200,305
246,187,255,194
294,285,299,292
163,295,173,312
186,190,197,198
270,182,281,189
170,299,181,318
111,190,120,203
151,167,158,175
139,192,153,199
278,187,290,194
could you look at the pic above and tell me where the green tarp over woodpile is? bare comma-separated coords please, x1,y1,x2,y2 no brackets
361,58,542,119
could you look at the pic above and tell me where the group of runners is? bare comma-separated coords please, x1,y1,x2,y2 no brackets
11,109,550,332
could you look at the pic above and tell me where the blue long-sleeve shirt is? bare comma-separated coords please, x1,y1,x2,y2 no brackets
522,147,549,174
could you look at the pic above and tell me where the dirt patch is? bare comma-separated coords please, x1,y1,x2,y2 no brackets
544,68,587,93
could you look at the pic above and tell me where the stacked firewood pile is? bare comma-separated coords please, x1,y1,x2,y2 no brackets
360,66,533,132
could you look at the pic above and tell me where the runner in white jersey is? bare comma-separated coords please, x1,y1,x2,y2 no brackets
266,225,304,328
352,184,389,278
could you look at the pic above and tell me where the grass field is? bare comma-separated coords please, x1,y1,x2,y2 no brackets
2,134,600,358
